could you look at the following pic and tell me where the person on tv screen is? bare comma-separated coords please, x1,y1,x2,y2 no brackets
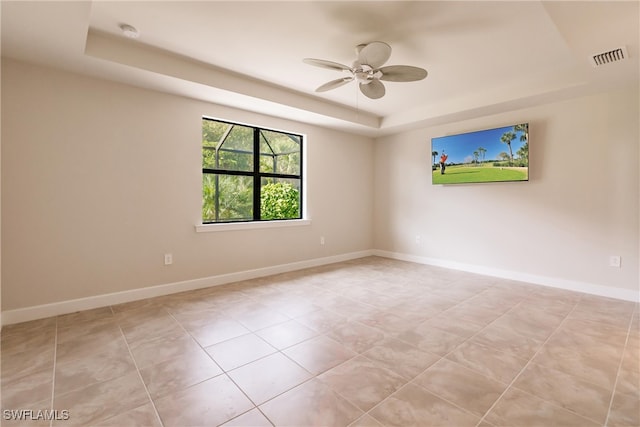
440,152,448,174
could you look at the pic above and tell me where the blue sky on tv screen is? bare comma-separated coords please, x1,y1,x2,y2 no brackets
431,124,527,164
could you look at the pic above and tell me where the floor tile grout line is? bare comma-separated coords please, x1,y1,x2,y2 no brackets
221,406,276,427
226,366,313,426
166,308,229,370
168,308,303,375
252,330,365,417
329,326,483,424
114,312,166,427
472,298,581,425
359,380,414,425
603,307,637,427
422,278,528,329
314,278,539,424
536,303,636,390
168,297,338,361
175,303,375,426
4,260,634,427
441,286,576,361
404,297,527,421
166,308,280,426
526,314,633,395
487,386,603,426
316,276,608,425
389,288,535,380
312,348,406,420
474,297,606,427
563,308,637,330
365,377,483,425
280,327,395,416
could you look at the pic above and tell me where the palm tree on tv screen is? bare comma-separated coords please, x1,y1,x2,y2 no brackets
500,131,516,165
478,146,487,164
514,123,529,143
516,142,529,165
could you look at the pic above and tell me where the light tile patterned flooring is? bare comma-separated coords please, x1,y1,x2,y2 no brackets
1,257,638,426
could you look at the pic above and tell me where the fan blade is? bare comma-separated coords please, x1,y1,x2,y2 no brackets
303,58,351,72
357,41,391,68
359,80,385,99
316,76,354,92
378,65,428,82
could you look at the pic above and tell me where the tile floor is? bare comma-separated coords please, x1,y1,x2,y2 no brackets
1,256,638,427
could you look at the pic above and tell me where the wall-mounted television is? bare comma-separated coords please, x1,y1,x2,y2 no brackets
431,123,529,185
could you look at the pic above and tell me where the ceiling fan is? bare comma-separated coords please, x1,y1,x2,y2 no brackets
303,41,428,99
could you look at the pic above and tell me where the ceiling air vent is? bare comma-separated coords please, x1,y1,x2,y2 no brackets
590,46,628,67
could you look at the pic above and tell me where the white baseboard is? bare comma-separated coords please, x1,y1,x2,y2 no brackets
373,250,640,303
4,248,636,326
1,250,374,325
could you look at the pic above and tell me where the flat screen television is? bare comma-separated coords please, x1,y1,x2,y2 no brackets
431,123,529,185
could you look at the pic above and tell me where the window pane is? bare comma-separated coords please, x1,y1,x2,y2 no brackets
260,177,301,220
202,118,303,224
259,136,275,173
218,125,253,172
202,147,216,169
203,173,253,222
202,174,217,222
260,130,300,175
202,120,231,148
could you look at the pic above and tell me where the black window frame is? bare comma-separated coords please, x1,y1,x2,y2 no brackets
202,117,303,224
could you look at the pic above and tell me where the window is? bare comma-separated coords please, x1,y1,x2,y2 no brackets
202,117,303,223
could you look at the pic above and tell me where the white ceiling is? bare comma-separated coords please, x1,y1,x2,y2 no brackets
2,1,638,136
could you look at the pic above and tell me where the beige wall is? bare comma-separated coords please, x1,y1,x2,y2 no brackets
1,59,374,311
374,88,639,295
3,58,638,315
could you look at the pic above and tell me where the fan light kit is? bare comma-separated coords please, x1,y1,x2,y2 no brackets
304,41,427,99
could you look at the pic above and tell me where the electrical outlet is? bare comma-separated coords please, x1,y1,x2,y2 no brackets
415,235,421,245
164,253,173,265
609,255,621,268
320,236,325,245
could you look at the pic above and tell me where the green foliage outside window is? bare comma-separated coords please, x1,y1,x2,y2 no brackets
260,182,300,220
202,118,302,223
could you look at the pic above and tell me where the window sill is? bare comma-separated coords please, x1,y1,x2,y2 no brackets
195,219,311,233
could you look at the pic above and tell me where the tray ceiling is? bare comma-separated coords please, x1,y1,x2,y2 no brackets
2,1,638,136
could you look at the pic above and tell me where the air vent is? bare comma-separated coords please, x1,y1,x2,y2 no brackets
590,46,628,67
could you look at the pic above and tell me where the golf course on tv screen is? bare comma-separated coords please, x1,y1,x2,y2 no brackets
431,123,529,185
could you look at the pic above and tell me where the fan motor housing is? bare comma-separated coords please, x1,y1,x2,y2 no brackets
353,63,381,84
